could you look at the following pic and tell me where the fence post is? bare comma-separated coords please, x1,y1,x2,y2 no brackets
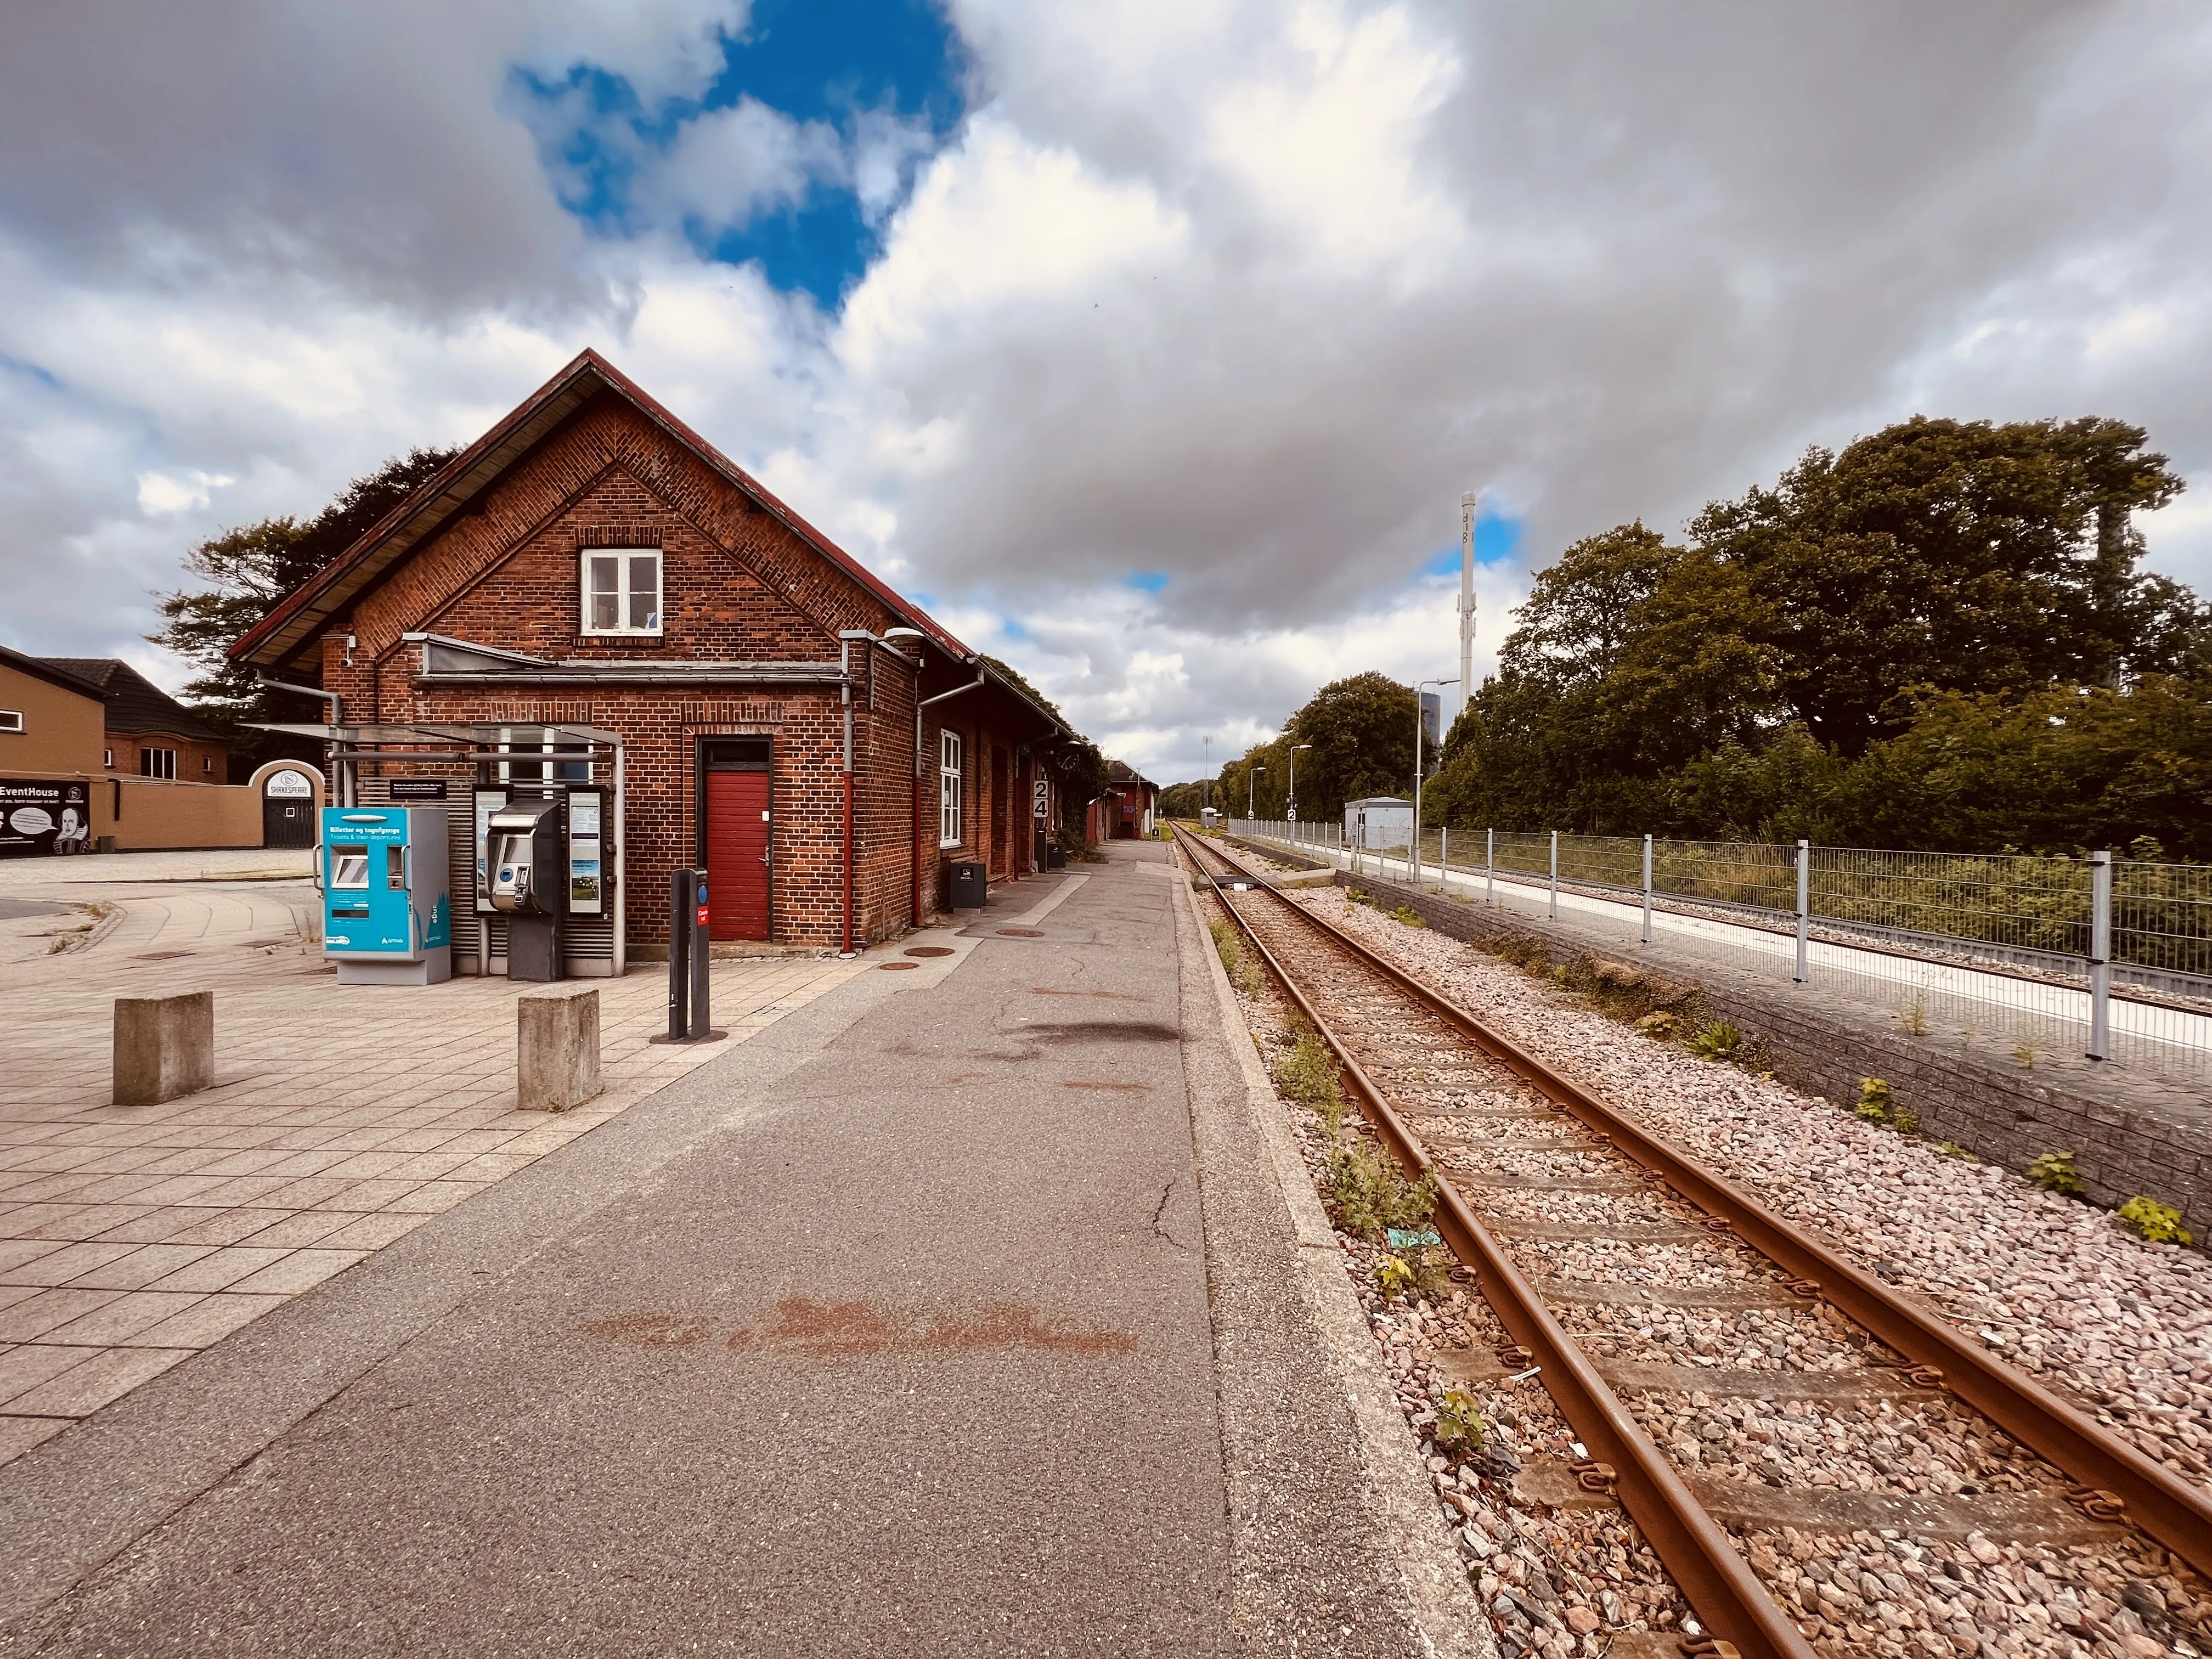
1641,834,1653,946
1793,839,1810,984
1486,828,1494,906
1440,825,1448,894
2088,849,2112,1061
1548,831,1559,919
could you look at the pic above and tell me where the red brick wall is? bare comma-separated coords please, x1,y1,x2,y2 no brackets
313,394,1053,949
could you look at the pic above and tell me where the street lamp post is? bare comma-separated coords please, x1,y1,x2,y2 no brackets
1414,678,1458,885
1248,762,1266,829
1288,743,1312,843
1201,736,1211,817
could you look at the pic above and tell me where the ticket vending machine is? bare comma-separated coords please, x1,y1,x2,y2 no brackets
487,797,567,981
320,807,452,985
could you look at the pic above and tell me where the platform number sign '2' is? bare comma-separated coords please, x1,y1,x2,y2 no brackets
1032,778,1049,823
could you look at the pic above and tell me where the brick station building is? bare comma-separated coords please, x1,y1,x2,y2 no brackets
230,349,1079,959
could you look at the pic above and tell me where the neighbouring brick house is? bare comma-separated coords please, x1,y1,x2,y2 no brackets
230,349,1079,959
37,658,230,782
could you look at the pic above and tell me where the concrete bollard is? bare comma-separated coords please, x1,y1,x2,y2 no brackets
517,986,601,1113
114,991,215,1107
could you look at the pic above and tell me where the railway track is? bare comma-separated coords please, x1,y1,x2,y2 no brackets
1173,826,2212,1659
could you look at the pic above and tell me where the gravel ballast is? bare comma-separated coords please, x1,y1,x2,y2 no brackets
1187,846,2212,1659
1294,885,2212,1498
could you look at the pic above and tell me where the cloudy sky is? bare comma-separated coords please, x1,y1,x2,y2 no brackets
4,0,2208,783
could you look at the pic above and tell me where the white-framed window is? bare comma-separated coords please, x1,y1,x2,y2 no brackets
0,709,22,733
202,755,215,774
140,747,177,780
103,747,114,768
581,548,662,635
939,730,963,848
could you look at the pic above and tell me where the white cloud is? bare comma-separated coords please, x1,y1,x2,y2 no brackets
135,469,234,516
4,0,2211,764
1205,1,1463,283
836,115,1189,375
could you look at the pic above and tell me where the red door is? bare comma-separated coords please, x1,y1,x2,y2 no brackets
705,771,771,939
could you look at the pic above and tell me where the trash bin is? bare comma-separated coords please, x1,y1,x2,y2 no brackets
1046,845,1067,869
950,860,988,909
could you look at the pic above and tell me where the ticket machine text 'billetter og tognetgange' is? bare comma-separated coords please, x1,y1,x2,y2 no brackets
319,806,452,984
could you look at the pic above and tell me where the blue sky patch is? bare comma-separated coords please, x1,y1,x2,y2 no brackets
0,351,64,391
520,0,965,307
1127,571,1170,593
1420,512,1521,577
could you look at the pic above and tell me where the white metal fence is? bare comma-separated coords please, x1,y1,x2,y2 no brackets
1226,817,2212,1088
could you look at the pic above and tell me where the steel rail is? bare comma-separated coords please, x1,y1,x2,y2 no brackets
1179,828,2212,1581
1178,828,1814,1659
1209,830,2212,1572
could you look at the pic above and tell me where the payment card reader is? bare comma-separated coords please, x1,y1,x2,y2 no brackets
488,796,566,982
320,806,452,985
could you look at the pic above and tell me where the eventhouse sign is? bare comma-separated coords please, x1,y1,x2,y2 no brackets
0,779,92,857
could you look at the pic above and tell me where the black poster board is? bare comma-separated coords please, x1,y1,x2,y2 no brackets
0,779,92,857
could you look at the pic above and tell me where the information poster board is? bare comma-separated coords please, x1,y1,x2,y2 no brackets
472,788,509,914
567,787,605,913
0,779,92,857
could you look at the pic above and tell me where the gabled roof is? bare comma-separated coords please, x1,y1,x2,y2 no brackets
35,657,223,741
0,644,108,702
1105,759,1157,789
229,348,973,672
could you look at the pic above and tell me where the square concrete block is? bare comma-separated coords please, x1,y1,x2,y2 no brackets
517,986,600,1113
113,992,214,1107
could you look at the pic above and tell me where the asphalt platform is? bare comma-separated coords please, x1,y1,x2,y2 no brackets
0,843,1487,1657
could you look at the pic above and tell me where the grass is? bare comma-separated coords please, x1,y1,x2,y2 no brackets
1327,1137,1437,1245
1276,1021,1346,1138
1686,1020,1743,1063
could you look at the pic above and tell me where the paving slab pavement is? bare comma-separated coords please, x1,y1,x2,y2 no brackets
0,845,1487,1657
0,851,865,1463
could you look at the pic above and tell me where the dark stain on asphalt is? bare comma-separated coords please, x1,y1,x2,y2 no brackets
585,1299,1136,1358
1027,986,1147,1002
1018,1020,1181,1045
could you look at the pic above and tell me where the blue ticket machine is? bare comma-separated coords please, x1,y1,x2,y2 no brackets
321,806,452,985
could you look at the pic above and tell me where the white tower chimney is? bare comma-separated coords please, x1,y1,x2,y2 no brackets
1458,490,1479,723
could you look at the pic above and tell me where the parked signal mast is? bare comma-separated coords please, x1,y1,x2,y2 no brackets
1458,490,1479,721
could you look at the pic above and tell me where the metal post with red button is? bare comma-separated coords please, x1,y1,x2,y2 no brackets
687,869,718,1039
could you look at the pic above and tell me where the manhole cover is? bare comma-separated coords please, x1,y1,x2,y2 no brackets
904,946,955,958
878,961,918,971
133,950,195,961
997,928,1045,938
